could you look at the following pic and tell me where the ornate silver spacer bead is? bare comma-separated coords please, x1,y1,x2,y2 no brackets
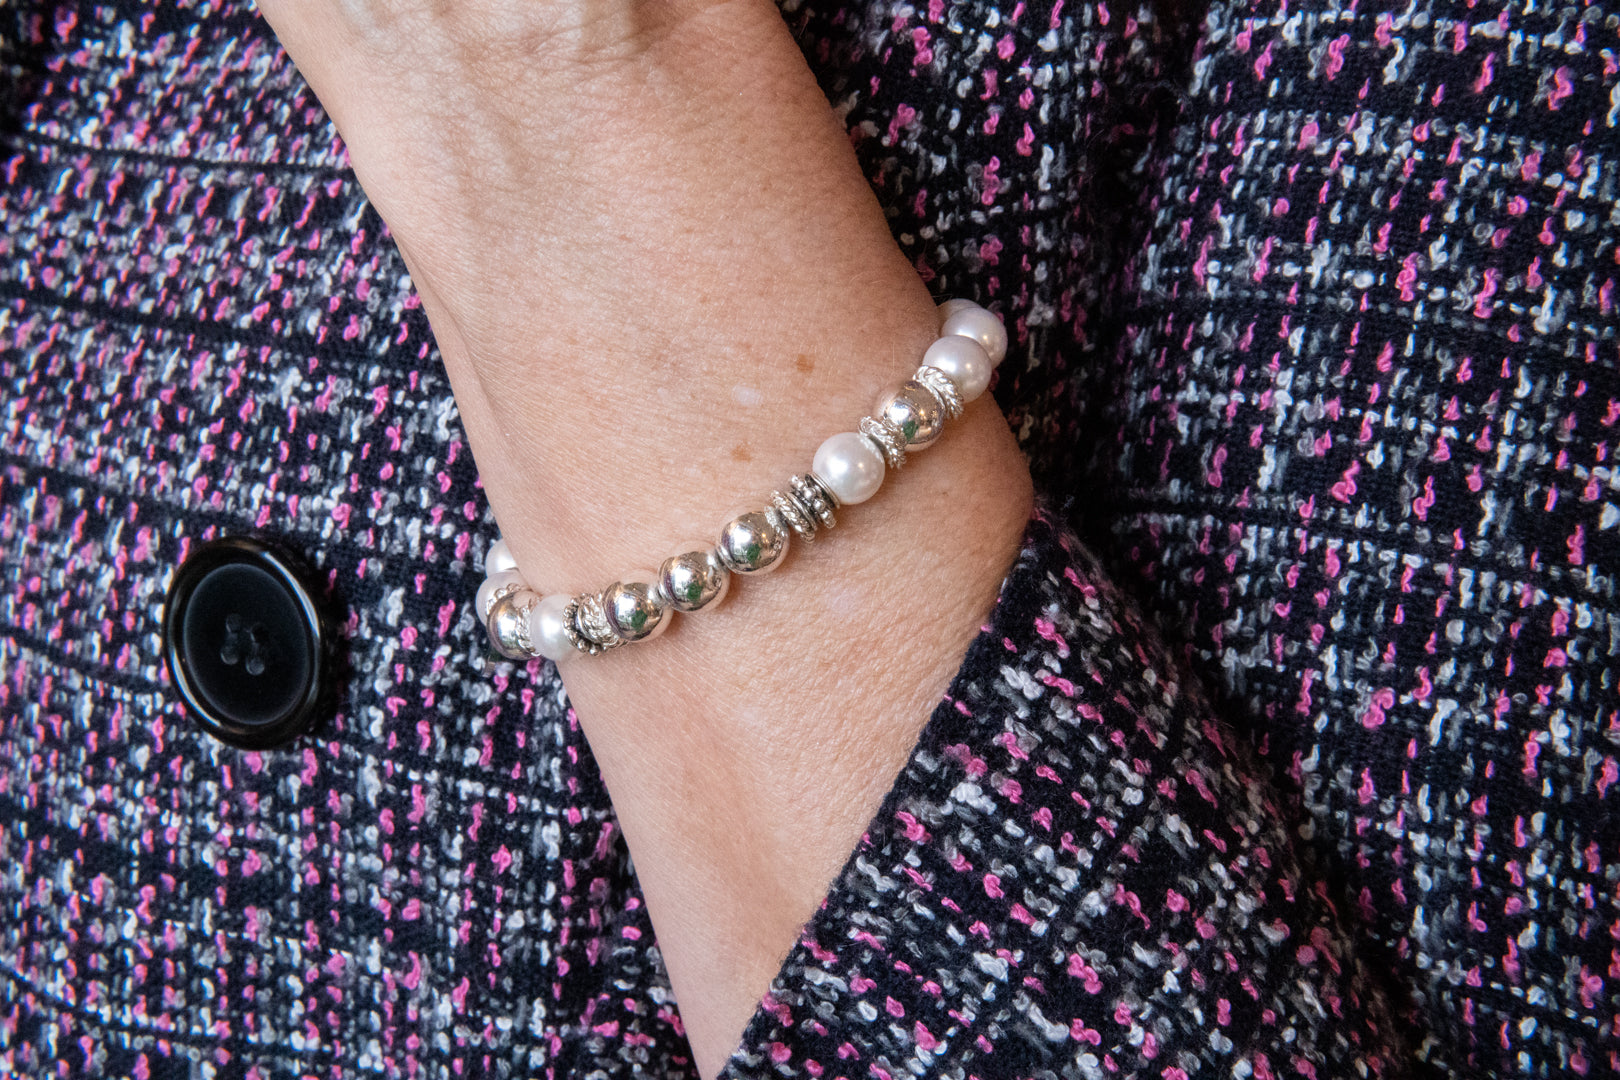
559,598,600,656
480,576,524,620
858,415,909,470
790,473,838,525
575,591,627,651
769,488,818,541
510,591,540,655
912,364,964,420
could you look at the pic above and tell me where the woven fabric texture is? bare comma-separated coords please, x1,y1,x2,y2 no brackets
1,0,1616,1077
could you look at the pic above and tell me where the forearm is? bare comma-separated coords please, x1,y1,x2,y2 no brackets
258,3,1032,1074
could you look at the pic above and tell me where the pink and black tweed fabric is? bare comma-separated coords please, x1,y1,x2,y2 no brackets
1,0,1616,1078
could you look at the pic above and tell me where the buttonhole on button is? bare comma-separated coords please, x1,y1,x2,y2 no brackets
220,614,242,665
219,612,271,676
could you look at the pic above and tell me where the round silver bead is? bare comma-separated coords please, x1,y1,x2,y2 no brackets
486,590,537,660
659,545,731,611
874,379,946,449
602,573,670,642
717,507,790,575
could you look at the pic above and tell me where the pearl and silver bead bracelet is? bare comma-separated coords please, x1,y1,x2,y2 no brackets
477,298,1007,662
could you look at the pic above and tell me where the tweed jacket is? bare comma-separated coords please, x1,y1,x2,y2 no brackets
2,0,1617,1077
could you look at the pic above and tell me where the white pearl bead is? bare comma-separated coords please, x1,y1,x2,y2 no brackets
476,570,525,620
922,335,993,402
942,305,1008,368
937,297,979,321
486,537,518,574
812,431,886,505
527,593,576,662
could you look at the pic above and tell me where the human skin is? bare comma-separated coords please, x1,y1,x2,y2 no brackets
255,2,1035,1075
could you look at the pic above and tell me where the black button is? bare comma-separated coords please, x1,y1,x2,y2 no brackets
163,537,335,749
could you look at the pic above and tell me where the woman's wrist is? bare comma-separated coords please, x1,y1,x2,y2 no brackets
478,298,1011,662
551,372,1032,1078
480,293,950,588
266,0,952,584
258,3,1035,1074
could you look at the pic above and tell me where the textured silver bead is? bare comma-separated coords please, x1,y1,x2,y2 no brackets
791,473,839,524
912,364,964,420
769,487,818,541
658,546,730,611
717,507,790,574
874,379,946,449
486,590,538,660
476,570,525,620
603,575,669,642
859,415,908,470
770,474,838,542
559,598,608,656
575,591,626,649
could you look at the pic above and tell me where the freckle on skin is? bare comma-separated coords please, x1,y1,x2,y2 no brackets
731,443,752,462
795,354,815,374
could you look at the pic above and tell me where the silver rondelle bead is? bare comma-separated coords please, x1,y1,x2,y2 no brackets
487,590,538,660
477,570,525,620
659,544,731,611
717,507,790,574
603,573,670,642
874,380,946,449
560,597,611,655
770,488,818,541
792,474,839,523
575,591,625,649
859,416,908,470
771,474,841,542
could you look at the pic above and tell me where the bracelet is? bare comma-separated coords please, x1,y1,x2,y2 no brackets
476,298,1008,662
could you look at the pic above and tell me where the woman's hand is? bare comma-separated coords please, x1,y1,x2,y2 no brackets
257,3,1033,1074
